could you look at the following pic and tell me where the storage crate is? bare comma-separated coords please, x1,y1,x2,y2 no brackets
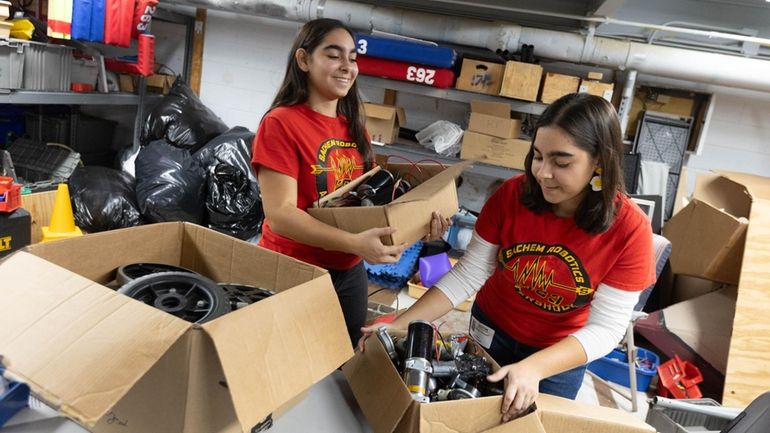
21,41,73,91
24,110,72,144
7,138,81,188
587,347,659,392
645,398,731,433
0,40,24,90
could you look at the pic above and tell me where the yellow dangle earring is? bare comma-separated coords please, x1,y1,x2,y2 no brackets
590,167,602,192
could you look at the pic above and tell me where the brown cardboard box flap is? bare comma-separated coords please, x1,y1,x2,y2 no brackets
0,252,190,427
662,285,736,374
419,397,526,433
365,103,406,125
719,170,770,200
663,199,748,283
470,100,510,118
342,337,413,433
316,165,381,208
310,205,391,235
537,394,654,432
26,222,185,283
203,275,352,432
694,175,751,218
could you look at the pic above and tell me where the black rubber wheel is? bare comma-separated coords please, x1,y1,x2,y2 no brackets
219,283,274,310
115,263,197,286
118,271,231,323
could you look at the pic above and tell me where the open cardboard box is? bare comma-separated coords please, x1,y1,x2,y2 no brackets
308,160,471,246
343,329,654,433
663,172,752,284
657,170,770,406
365,102,406,145
0,223,353,433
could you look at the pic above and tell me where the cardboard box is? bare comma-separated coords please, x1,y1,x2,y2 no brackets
407,275,474,312
663,174,751,284
344,329,654,433
579,80,614,101
119,74,136,93
145,74,177,94
460,130,530,170
467,100,521,139
365,102,406,144
308,161,469,246
539,72,580,104
455,58,505,95
498,61,543,102
0,223,352,433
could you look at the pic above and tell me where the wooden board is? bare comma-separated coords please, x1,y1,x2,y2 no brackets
723,198,770,406
20,190,56,244
499,61,542,102
539,72,580,104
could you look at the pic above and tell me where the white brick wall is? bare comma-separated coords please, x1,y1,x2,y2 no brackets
200,12,299,130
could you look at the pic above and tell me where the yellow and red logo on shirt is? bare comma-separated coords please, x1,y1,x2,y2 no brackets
499,242,593,313
312,138,364,197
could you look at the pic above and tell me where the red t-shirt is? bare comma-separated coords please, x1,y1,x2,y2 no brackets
252,104,366,269
475,174,655,348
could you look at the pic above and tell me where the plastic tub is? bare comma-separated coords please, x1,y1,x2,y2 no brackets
645,398,731,433
21,40,73,91
0,40,24,89
587,346,659,392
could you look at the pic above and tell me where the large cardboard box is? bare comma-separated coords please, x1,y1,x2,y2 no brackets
467,100,522,139
0,223,352,433
498,61,543,102
344,330,654,433
460,130,530,170
365,102,406,144
663,174,750,284
308,161,469,246
539,72,580,104
455,58,505,95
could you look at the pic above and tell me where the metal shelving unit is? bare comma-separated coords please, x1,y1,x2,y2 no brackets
0,90,161,105
358,75,548,115
375,141,522,179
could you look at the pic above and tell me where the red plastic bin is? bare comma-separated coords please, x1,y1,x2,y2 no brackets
0,177,21,213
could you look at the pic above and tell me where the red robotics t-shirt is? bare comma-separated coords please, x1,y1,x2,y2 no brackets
252,104,366,269
474,174,655,348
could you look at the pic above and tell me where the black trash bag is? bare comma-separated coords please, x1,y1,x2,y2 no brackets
135,140,206,223
117,144,141,179
68,166,144,232
206,163,263,239
195,127,263,239
141,78,228,152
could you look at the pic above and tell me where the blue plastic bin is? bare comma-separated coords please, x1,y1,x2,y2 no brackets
0,375,30,427
587,347,660,392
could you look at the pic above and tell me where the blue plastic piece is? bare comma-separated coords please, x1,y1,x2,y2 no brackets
72,0,93,40
418,252,451,288
354,33,458,68
90,0,106,42
0,369,30,428
587,347,660,392
365,241,423,289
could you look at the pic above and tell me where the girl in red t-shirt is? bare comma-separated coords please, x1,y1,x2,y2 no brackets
361,93,655,421
252,19,450,346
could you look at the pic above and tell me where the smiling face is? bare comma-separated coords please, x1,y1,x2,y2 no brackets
296,28,358,108
531,126,599,217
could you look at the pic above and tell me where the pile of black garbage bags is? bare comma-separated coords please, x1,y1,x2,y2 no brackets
68,79,264,241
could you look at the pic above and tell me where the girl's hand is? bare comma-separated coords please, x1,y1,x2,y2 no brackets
486,362,541,422
424,212,452,242
352,227,407,264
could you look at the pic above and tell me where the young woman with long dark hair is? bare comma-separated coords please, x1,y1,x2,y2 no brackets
360,93,655,420
252,19,450,346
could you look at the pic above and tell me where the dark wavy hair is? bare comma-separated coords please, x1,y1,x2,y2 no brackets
520,93,625,234
266,18,373,170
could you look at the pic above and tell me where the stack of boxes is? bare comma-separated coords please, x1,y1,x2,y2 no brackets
460,100,530,170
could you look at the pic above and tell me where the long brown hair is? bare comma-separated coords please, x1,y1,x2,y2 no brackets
521,93,625,234
267,18,373,170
